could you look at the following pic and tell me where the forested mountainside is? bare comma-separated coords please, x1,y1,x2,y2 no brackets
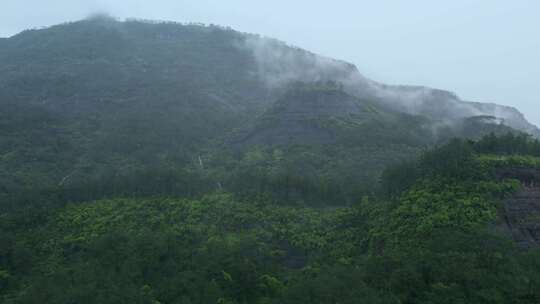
0,16,532,204
2,134,540,303
2,16,540,303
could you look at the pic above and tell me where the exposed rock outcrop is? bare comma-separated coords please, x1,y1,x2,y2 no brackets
500,187,540,248
497,168,540,248
496,167,540,187
230,86,380,146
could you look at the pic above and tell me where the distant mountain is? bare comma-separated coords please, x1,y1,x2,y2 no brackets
369,84,540,137
0,16,535,199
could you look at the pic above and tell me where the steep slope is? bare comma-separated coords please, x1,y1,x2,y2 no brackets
1,16,536,136
502,186,540,248
0,16,537,199
495,167,540,248
0,17,263,192
231,83,433,147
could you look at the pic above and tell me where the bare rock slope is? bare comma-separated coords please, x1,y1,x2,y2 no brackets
498,168,540,248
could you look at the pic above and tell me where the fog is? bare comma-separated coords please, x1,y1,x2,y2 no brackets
1,0,539,125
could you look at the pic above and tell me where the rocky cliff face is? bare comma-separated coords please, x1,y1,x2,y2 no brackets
230,86,372,146
497,168,540,248
228,83,439,148
501,187,540,249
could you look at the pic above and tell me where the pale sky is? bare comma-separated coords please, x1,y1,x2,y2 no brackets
1,0,539,125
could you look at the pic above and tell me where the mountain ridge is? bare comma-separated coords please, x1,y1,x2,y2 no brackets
0,17,536,199
2,16,537,138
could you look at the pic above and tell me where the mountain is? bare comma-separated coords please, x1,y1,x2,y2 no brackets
2,16,540,304
2,16,536,133
370,84,540,137
0,16,536,203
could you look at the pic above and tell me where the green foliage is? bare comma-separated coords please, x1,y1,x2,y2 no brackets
478,154,540,169
419,138,480,179
1,20,528,212
279,265,400,304
381,178,508,246
474,132,540,156
368,137,540,303
219,145,420,206
1,194,367,303
379,138,523,246
1,18,540,304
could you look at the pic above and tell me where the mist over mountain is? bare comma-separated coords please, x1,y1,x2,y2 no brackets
228,20,540,137
2,16,536,134
0,16,535,198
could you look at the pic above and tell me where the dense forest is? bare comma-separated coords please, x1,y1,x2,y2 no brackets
2,133,540,303
1,17,540,303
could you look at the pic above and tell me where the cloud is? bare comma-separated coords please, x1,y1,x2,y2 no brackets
239,35,540,137
240,35,361,89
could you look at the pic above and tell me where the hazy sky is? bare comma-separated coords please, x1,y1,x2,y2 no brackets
1,0,539,125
